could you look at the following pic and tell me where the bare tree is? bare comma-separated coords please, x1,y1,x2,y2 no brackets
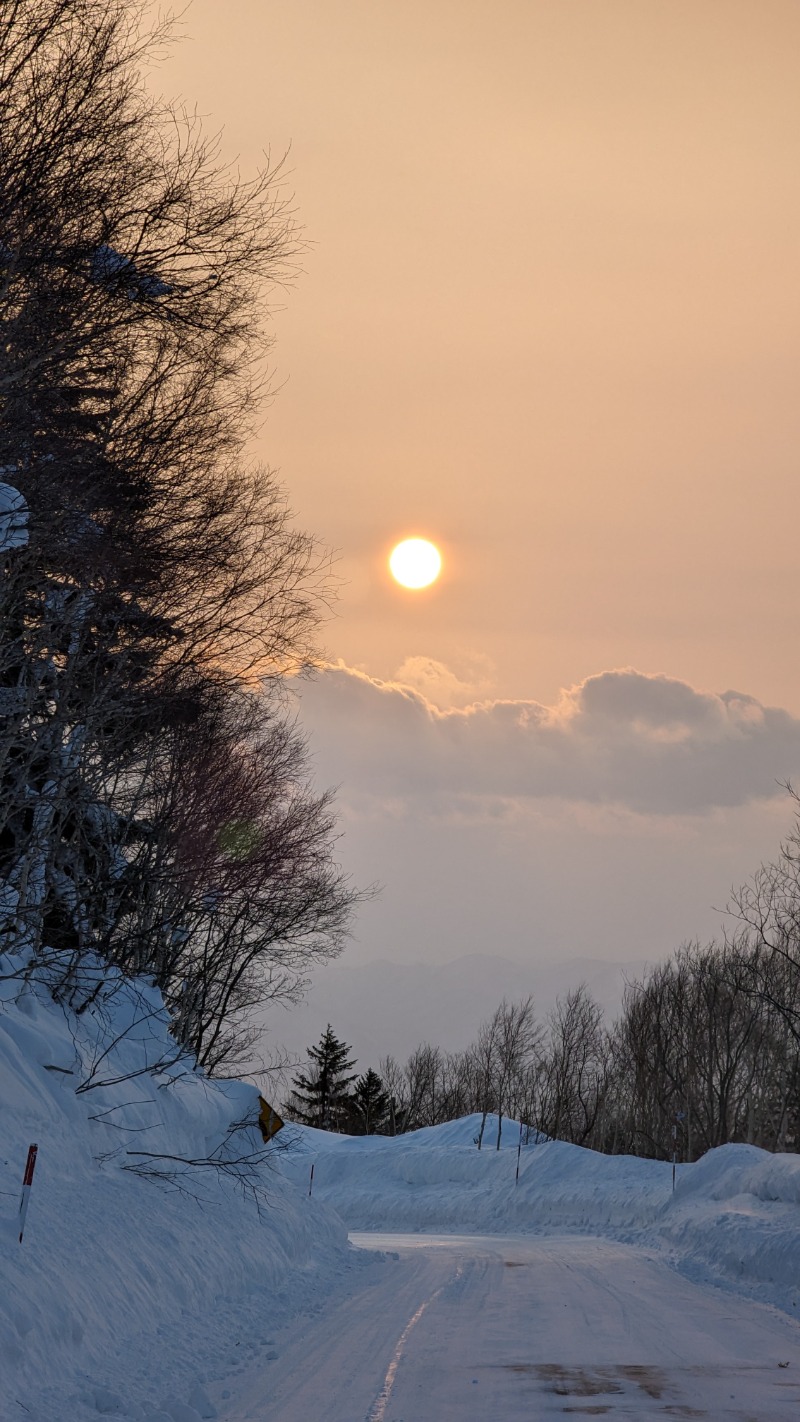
0,0,355,1067
725,790,800,1050
469,1007,501,1149
400,1044,445,1131
613,943,780,1160
537,987,607,1148
491,997,540,1148
378,1054,406,1136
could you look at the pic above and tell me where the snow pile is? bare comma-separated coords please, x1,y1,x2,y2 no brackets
279,1114,672,1234
279,1116,800,1315
4,957,800,1422
0,957,350,1422
657,1143,800,1315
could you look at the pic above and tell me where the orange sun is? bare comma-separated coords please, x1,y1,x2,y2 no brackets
389,538,442,589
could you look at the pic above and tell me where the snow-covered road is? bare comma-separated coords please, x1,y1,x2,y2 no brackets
224,1232,800,1422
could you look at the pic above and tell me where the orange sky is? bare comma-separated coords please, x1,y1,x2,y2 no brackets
158,5,800,977
162,0,800,712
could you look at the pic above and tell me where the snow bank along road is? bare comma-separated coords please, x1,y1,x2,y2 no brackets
5,978,800,1422
225,1232,800,1422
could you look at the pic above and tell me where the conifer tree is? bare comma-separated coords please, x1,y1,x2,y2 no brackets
352,1068,391,1135
287,1025,357,1131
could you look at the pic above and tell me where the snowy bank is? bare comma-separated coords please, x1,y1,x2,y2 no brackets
0,960,350,1422
279,1115,800,1317
658,1142,800,1316
279,1113,674,1235
4,966,800,1422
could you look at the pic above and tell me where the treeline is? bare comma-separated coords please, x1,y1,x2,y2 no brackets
287,812,800,1158
0,1,354,1072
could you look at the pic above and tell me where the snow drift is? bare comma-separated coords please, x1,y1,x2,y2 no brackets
279,1115,800,1317
279,1115,675,1235
0,957,350,1422
3,959,800,1422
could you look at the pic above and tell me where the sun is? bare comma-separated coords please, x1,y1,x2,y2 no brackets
389,537,442,589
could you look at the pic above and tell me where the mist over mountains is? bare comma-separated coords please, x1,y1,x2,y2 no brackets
264,954,651,1070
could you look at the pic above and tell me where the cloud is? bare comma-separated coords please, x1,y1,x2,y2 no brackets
297,664,800,815
392,654,494,709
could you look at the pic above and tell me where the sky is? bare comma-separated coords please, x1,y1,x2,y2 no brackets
162,2,800,976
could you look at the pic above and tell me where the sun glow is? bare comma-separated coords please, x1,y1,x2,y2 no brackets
389,538,442,589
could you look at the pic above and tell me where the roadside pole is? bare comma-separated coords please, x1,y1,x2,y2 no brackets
515,1120,523,1185
672,1109,686,1191
18,1144,38,1243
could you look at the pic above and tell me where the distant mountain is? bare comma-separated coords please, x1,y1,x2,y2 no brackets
258,953,652,1073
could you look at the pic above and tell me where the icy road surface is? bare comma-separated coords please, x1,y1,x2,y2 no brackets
225,1233,800,1421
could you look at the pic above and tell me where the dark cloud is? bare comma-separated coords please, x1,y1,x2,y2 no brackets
297,665,800,815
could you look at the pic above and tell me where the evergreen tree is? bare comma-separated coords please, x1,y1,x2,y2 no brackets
352,1068,391,1135
287,1025,357,1131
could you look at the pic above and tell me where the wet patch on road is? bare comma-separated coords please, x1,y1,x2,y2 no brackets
560,1408,611,1416
483,1361,644,1412
480,1360,800,1417
533,1364,627,1396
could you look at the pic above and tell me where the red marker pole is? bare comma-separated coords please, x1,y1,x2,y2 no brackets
18,1144,38,1243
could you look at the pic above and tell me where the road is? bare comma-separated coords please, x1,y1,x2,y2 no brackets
224,1233,800,1421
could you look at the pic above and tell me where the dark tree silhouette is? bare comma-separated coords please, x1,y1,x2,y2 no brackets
352,1068,391,1135
0,0,357,1069
286,1025,357,1131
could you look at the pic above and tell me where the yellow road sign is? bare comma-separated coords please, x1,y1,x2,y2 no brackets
258,1096,284,1143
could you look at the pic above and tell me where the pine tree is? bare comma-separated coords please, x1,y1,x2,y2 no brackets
287,1025,357,1131
352,1068,391,1135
